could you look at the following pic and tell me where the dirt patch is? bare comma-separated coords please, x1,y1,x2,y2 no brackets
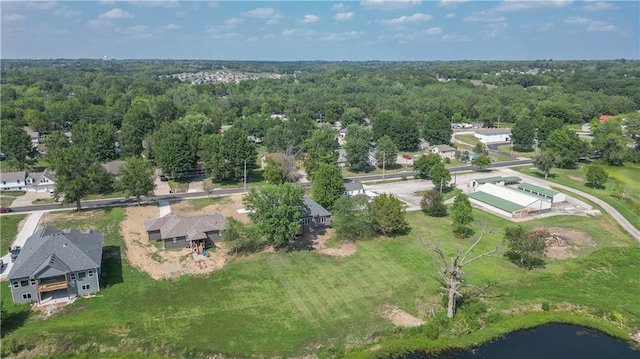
568,175,585,183
173,194,249,223
119,205,228,280
312,228,357,257
540,227,596,260
42,209,103,227
379,306,425,327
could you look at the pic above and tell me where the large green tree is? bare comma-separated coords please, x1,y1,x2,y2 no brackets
542,127,587,168
116,156,155,205
153,122,196,180
263,157,286,185
332,195,375,241
420,190,447,217
341,107,366,128
503,226,547,269
592,118,626,166
304,126,337,180
451,193,474,238
472,154,492,170
199,128,257,182
413,153,441,179
429,162,451,191
586,164,608,189
311,163,345,211
0,124,36,170
511,117,536,151
120,99,154,157
422,111,453,145
533,151,557,178
87,122,118,162
371,193,409,235
49,146,113,211
345,124,371,171
243,183,305,248
374,135,398,169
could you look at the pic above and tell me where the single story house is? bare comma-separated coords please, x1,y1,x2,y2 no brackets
300,197,331,232
516,182,566,204
417,139,430,151
344,181,365,197
8,226,103,305
144,212,226,251
474,128,512,144
427,144,457,159
469,176,521,188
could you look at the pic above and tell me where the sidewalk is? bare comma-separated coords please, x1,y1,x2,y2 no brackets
0,210,45,280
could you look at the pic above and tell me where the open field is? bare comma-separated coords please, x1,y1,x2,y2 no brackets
497,144,537,159
0,214,26,255
514,164,640,231
1,202,638,357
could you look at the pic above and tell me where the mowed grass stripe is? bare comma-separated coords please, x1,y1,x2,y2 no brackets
357,241,418,287
300,256,368,318
265,258,320,328
276,255,336,324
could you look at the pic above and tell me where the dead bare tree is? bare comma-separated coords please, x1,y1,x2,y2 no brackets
429,224,498,318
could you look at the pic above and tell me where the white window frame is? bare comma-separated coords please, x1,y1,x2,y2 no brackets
301,217,312,225
70,273,76,280
12,281,19,288
78,271,86,279
81,284,90,291
30,279,36,286
22,293,32,300
172,237,177,244
88,269,94,278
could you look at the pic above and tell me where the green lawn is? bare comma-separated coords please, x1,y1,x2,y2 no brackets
454,134,481,146
514,163,640,231
1,206,638,358
497,144,537,159
0,214,26,255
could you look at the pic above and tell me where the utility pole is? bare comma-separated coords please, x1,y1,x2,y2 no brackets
382,151,386,180
243,160,247,193
440,177,443,195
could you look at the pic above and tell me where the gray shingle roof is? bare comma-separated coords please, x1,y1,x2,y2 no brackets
302,197,331,218
144,212,226,241
344,181,364,192
8,226,103,280
0,171,26,182
474,128,512,135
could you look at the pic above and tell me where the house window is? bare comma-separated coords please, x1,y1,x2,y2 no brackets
12,281,19,288
81,284,90,291
88,269,94,278
20,280,29,287
30,279,36,286
22,293,32,300
70,273,76,280
319,217,327,224
78,271,86,279
172,238,177,244
301,217,312,225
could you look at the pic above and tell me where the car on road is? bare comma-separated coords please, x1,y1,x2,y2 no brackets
0,206,13,213
10,246,21,262
402,154,410,159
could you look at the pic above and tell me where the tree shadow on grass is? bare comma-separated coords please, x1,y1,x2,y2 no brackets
585,182,605,190
504,251,546,270
0,303,31,339
287,231,318,252
101,245,123,288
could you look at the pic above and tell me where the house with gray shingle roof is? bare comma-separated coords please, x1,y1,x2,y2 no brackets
300,197,331,231
344,181,365,197
144,212,226,250
7,226,103,305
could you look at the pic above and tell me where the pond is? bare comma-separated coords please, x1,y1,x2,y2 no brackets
406,324,639,359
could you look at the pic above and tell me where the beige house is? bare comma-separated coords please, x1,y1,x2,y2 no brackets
426,144,457,160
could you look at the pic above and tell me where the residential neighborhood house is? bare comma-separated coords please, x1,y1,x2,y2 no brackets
144,212,226,251
300,197,331,232
1,170,55,193
426,144,457,159
344,181,365,197
8,226,103,305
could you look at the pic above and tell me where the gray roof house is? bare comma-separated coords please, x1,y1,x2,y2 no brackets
144,212,226,251
344,181,365,197
300,197,331,231
7,226,103,305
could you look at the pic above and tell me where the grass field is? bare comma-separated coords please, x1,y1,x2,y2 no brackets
497,144,537,159
1,205,638,357
514,163,640,231
0,214,26,255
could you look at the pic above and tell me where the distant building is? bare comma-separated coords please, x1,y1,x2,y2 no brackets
474,128,511,144
344,181,365,197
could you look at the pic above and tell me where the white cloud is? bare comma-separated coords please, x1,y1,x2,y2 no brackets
424,27,443,35
581,1,615,11
381,13,432,25
332,3,348,12
2,13,26,22
244,7,278,19
440,34,471,42
27,1,59,10
496,0,573,12
565,16,620,33
445,13,455,19
302,14,320,23
121,25,148,34
282,28,316,37
166,23,179,30
87,19,112,28
321,31,363,41
225,17,243,27
437,0,468,8
334,12,354,20
206,26,242,40
54,9,82,17
99,8,135,19
464,10,505,22
487,22,508,37
360,0,421,11
128,1,180,8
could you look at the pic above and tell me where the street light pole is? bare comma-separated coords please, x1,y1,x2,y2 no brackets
243,160,247,193
382,151,386,180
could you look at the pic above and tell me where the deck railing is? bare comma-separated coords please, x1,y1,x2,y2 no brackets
37,281,68,292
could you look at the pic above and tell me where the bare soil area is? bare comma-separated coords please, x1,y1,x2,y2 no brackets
119,204,229,280
311,228,357,257
540,227,596,260
379,306,425,327
173,194,249,223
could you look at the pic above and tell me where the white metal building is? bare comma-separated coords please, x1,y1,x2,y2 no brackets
516,182,566,204
474,128,512,144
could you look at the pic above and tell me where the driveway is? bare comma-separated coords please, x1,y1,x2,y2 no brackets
11,191,51,207
0,210,45,280
363,179,432,211
154,170,171,196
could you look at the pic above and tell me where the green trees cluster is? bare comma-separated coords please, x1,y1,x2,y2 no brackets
451,193,474,238
371,194,409,235
503,226,548,269
311,163,345,211
344,124,371,172
413,153,442,179
422,111,453,145
0,123,36,170
199,127,257,183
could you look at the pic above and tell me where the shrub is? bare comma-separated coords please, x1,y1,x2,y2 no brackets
541,302,550,312
610,310,626,324
421,322,441,340
485,311,504,324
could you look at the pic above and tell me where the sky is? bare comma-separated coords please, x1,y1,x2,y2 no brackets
1,0,638,61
